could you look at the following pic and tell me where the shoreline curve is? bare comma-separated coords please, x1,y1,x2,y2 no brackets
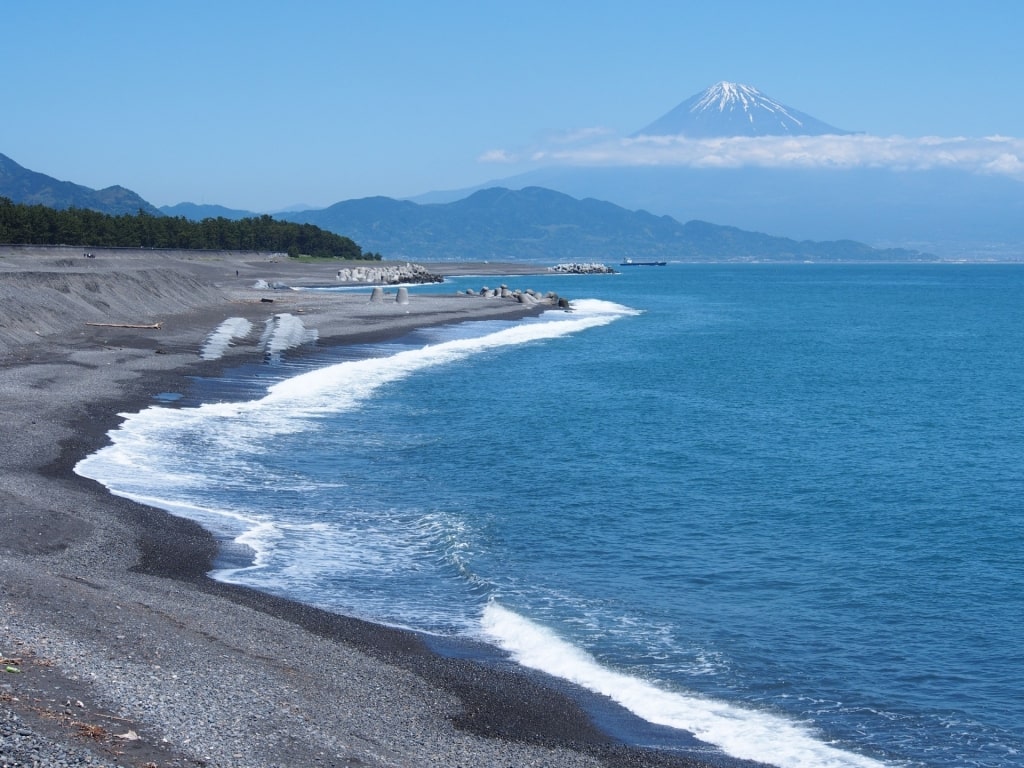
0,246,732,768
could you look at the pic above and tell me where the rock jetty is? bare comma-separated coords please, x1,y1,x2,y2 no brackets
463,284,572,310
550,262,617,274
336,262,443,285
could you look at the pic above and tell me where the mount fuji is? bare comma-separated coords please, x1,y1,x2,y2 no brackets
415,81,1023,255
635,81,854,138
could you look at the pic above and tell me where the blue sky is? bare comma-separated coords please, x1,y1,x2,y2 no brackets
4,1,1022,211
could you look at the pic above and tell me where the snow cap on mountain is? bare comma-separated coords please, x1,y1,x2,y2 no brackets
635,81,853,138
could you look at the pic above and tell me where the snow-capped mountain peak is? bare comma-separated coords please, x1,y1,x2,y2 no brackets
692,81,798,121
635,81,852,138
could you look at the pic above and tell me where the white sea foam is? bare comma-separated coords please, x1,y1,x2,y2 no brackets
200,317,254,360
259,313,319,361
259,300,636,414
200,313,319,364
481,602,889,768
76,303,637,587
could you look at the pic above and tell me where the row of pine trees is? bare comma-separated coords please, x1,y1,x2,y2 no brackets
0,197,380,259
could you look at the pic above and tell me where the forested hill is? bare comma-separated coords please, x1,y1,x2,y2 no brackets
0,152,160,216
0,198,379,259
280,186,931,263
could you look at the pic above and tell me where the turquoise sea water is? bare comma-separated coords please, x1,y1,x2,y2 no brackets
78,265,1024,768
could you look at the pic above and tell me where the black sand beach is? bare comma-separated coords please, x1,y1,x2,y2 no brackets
0,247,725,768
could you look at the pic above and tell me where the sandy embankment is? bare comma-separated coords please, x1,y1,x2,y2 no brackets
0,247,714,768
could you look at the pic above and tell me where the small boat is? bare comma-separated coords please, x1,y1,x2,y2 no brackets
620,258,667,266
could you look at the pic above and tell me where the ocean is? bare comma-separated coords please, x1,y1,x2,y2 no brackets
77,264,1024,768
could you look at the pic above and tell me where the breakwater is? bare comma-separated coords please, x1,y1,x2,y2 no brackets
336,262,443,285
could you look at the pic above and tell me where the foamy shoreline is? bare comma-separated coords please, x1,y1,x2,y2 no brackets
0,247,721,767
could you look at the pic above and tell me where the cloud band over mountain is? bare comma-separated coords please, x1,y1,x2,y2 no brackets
481,133,1024,180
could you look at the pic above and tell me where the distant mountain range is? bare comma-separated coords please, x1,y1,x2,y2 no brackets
413,82,1024,257
275,186,926,263
0,153,160,215
423,165,1024,256
635,81,854,138
0,149,930,262
5,81,1023,259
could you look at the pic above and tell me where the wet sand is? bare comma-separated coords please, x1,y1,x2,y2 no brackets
0,246,726,768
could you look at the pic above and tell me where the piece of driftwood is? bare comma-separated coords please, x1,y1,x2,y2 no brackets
85,322,163,330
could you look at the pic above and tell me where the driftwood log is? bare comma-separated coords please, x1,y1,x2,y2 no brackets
85,322,163,330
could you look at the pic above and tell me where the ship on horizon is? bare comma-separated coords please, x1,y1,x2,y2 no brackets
620,258,667,266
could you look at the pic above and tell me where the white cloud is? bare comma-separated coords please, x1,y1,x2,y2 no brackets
983,152,1024,176
478,126,616,165
477,148,518,163
481,132,1024,180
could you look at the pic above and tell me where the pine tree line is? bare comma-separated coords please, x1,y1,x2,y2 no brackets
0,197,381,260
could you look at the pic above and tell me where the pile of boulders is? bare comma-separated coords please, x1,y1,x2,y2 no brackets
464,285,571,309
335,264,444,288
336,263,443,285
549,263,616,274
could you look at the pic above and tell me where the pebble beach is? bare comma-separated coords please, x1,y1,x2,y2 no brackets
0,246,718,768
